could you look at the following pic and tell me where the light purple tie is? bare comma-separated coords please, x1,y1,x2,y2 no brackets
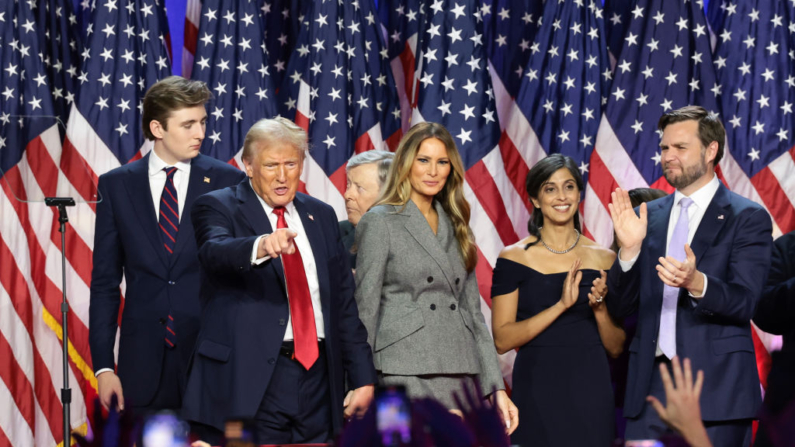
658,197,694,359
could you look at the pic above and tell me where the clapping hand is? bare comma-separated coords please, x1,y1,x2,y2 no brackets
559,259,583,310
656,244,705,297
608,188,647,260
587,270,608,311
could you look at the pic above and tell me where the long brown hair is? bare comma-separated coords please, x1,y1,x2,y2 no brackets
377,122,477,272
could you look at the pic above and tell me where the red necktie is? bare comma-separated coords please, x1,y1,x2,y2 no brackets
273,206,318,369
159,167,178,348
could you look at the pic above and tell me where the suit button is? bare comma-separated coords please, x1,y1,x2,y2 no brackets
159,318,166,325
652,339,656,344
279,319,286,326
168,281,175,285
430,304,436,310
450,304,456,310
455,278,460,285
268,358,276,365
427,276,433,283
238,266,244,271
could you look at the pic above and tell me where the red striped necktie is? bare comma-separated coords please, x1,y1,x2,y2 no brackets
159,166,179,349
159,167,180,255
273,206,318,370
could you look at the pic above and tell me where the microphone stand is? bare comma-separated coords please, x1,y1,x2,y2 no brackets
44,197,76,447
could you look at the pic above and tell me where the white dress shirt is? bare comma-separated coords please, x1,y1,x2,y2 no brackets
96,151,193,378
148,149,192,221
249,188,325,341
619,174,720,356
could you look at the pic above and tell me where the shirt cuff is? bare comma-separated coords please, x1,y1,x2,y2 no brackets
95,368,114,378
618,248,640,272
252,234,272,265
688,272,708,299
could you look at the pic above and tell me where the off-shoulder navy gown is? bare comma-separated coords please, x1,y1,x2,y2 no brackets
492,258,614,447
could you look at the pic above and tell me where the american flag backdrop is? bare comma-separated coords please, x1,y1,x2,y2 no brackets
184,0,302,89
0,1,92,445
278,0,402,218
1,0,794,444
190,0,279,165
709,0,794,388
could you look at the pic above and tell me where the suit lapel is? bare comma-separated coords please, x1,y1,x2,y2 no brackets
170,155,213,267
236,181,286,287
646,195,674,306
402,200,458,291
691,183,730,266
123,153,168,269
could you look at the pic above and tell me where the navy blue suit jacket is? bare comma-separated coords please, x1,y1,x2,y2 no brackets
607,183,773,421
181,182,376,433
89,153,245,407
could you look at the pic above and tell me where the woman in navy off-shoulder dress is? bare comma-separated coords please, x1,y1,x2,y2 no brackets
491,154,625,447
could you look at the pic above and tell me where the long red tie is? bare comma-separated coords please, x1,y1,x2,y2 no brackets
273,206,318,369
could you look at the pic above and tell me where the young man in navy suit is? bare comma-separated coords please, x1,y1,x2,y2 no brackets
89,77,246,414
181,117,376,444
607,106,773,446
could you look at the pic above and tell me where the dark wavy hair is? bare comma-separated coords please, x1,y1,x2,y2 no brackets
524,154,584,249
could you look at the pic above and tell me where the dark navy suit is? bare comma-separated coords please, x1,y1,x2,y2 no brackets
607,184,772,439
181,182,376,436
89,153,245,409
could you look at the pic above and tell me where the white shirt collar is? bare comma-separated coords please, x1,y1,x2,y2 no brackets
249,180,298,217
673,173,720,210
148,149,191,177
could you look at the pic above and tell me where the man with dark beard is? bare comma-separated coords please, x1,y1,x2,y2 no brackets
606,106,773,446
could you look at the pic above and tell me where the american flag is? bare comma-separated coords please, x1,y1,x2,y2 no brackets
1,1,95,445
190,0,278,165
604,0,634,63
512,0,611,241
709,0,793,390
184,0,302,88
480,0,541,234
583,0,721,247
481,0,543,110
378,0,420,131
183,0,201,78
278,0,402,219
33,0,83,129
711,0,795,236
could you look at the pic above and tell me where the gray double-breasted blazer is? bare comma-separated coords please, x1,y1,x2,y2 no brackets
354,200,504,393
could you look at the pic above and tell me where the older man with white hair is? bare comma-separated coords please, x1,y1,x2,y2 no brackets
339,150,395,268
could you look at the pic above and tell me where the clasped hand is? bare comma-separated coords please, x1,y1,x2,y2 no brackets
257,228,298,259
656,244,704,296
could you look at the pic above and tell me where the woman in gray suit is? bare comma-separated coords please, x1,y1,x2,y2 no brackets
354,122,518,434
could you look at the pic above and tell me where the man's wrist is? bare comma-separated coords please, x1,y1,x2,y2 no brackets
619,244,640,261
687,271,706,298
95,368,114,378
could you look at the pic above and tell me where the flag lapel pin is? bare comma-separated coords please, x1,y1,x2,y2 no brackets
203,177,211,183
308,213,314,221
717,215,724,220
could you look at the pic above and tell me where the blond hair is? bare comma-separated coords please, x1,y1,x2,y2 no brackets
241,117,309,162
377,122,477,272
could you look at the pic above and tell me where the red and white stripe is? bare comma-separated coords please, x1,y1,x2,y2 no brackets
1,121,100,446
292,79,401,221
182,0,202,79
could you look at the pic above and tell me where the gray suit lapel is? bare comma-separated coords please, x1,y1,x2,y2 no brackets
402,200,459,293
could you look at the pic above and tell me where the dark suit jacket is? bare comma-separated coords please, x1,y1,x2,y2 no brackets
607,183,773,421
339,220,356,268
180,183,376,433
754,230,795,352
89,153,245,407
